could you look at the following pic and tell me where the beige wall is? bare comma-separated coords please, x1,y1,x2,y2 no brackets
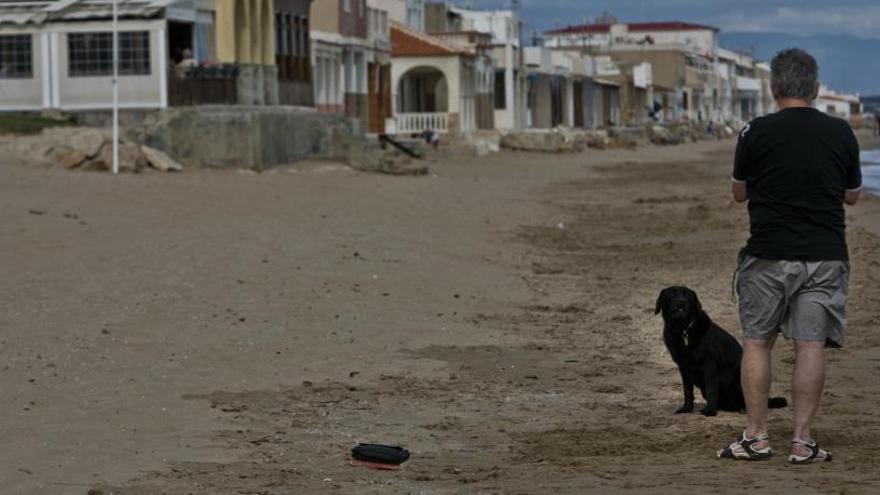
310,0,340,34
215,0,275,64
610,50,684,91
368,0,405,25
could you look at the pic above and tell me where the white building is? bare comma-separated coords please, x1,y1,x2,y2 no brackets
544,21,718,59
0,0,286,112
717,47,765,122
390,21,478,134
369,0,424,31
816,85,861,119
0,0,185,111
449,6,525,130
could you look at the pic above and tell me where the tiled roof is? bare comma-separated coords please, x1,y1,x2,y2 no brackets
391,21,468,57
545,21,719,35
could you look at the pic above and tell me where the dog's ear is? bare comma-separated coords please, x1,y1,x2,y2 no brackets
688,288,703,314
654,288,668,315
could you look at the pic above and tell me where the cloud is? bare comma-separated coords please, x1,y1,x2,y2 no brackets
715,6,880,39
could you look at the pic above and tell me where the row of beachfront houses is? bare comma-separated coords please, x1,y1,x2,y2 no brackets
0,1,863,137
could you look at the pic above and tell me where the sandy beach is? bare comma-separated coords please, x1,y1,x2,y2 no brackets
2,131,880,494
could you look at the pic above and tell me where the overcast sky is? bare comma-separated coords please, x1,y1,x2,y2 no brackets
452,0,880,40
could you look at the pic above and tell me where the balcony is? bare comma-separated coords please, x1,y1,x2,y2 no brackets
168,66,238,106
736,76,761,92
394,112,449,134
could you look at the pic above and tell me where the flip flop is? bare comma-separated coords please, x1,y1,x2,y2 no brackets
717,431,773,460
789,438,832,464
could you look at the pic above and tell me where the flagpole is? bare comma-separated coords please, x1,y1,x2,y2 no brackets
112,0,119,175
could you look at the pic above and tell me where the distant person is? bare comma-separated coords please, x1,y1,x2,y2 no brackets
421,129,440,150
875,112,880,136
719,48,861,464
176,48,198,78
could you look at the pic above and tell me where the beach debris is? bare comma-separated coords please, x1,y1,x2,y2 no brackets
350,443,411,470
379,133,423,158
347,138,430,176
501,127,590,153
141,145,183,172
646,125,685,146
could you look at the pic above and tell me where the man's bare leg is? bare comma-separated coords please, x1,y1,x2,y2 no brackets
791,340,825,456
742,337,775,447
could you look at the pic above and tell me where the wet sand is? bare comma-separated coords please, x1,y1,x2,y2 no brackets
2,132,879,494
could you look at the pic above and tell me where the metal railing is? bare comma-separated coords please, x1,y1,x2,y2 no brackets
394,112,449,133
168,65,238,106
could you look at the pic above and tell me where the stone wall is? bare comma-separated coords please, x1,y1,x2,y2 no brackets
131,106,355,170
236,64,279,106
476,94,495,130
344,93,369,133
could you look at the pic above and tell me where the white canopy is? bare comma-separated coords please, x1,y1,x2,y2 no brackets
0,0,181,25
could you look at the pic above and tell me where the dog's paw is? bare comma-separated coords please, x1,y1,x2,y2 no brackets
700,407,718,417
674,403,694,414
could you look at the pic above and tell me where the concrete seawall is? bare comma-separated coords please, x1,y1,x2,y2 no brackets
74,106,356,171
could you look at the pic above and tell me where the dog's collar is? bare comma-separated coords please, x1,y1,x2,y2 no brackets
683,317,697,346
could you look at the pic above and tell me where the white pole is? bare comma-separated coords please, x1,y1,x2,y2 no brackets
112,0,120,175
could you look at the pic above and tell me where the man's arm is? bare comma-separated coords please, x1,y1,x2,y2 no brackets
843,125,862,206
844,187,860,206
732,179,748,203
731,123,752,203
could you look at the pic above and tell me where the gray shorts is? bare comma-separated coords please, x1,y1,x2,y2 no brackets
736,253,849,347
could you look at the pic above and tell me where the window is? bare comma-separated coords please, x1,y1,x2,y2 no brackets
68,31,150,77
0,34,33,78
292,16,301,57
300,18,309,58
342,0,350,13
275,12,284,54
494,70,506,109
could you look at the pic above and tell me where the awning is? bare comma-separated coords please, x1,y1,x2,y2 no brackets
593,77,620,87
0,0,178,25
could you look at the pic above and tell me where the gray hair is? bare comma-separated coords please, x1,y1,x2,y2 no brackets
770,48,819,101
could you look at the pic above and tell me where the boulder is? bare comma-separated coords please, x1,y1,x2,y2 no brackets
646,125,685,145
54,147,88,169
43,127,107,158
83,142,146,172
500,128,588,153
141,145,183,172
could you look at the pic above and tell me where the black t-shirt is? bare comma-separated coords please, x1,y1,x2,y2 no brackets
732,107,862,261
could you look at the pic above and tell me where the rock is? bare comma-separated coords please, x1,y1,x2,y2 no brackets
141,145,183,172
54,147,88,169
646,125,684,145
606,137,638,149
607,126,647,144
500,128,588,153
378,163,430,176
43,127,107,158
83,142,145,172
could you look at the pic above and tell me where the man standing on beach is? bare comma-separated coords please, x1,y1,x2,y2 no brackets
718,48,862,464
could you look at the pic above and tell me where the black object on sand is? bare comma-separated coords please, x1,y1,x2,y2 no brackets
350,443,410,469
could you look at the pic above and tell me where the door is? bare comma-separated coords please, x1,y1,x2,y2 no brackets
368,62,391,133
573,81,584,128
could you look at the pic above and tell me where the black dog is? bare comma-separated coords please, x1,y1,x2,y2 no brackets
655,286,787,416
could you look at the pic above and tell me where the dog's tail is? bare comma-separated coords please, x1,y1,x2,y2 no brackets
768,397,788,409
